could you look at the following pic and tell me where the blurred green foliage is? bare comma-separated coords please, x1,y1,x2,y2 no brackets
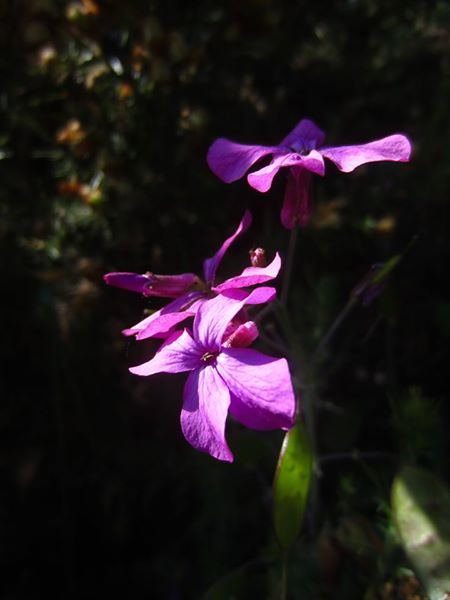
392,467,450,600
1,0,450,598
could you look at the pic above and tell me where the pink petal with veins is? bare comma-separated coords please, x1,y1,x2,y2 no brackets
213,253,281,292
180,366,233,462
129,329,202,376
320,134,412,173
207,138,278,183
216,348,295,430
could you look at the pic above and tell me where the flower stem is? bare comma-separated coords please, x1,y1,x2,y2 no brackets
280,551,288,600
301,374,319,534
281,226,299,305
310,296,358,367
302,298,359,532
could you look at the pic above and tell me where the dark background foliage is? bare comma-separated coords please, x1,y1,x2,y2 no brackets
1,1,449,598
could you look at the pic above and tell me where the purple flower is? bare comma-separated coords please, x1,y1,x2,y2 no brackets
130,289,296,462
104,211,281,340
207,119,412,229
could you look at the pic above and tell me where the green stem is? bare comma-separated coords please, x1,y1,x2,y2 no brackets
281,226,299,305
276,303,319,533
303,298,359,532
310,297,358,367
301,374,319,534
280,551,288,600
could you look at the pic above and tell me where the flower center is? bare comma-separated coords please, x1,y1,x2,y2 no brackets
289,139,315,155
201,351,218,363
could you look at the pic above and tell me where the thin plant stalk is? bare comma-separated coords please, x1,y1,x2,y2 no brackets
280,551,288,600
281,226,299,305
311,296,357,367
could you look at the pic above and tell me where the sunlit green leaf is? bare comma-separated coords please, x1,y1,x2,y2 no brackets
392,466,450,600
273,422,313,551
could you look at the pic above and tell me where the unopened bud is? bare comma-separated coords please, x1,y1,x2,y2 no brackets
222,321,259,348
104,271,199,298
249,248,267,268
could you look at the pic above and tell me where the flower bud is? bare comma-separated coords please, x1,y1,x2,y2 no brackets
222,321,259,348
103,272,199,298
249,248,267,268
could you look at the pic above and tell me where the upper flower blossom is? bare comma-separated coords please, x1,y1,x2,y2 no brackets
207,119,412,229
130,289,296,462
104,211,281,340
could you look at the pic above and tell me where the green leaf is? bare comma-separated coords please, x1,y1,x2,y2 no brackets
273,422,313,551
392,466,450,600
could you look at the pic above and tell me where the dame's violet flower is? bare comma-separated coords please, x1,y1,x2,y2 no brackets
207,119,412,229
130,289,296,462
104,211,281,340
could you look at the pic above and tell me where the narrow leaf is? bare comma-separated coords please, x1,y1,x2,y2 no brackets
273,421,313,551
392,466,450,600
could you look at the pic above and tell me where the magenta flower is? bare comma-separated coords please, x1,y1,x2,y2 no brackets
130,289,296,462
104,211,281,340
207,119,412,229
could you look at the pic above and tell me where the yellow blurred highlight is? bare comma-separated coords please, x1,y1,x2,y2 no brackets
311,198,347,229
56,119,86,146
375,215,396,234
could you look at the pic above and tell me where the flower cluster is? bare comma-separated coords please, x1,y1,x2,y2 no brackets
105,116,411,461
105,210,295,461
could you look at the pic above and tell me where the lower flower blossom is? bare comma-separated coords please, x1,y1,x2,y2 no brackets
130,289,296,462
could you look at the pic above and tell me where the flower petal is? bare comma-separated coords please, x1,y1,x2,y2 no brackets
194,289,250,351
246,154,291,192
122,308,171,338
320,134,412,173
297,150,326,175
280,118,325,149
281,167,313,229
180,366,233,462
216,348,296,430
242,286,276,305
123,291,204,340
129,329,203,376
247,151,324,193
203,210,252,285
194,287,276,350
213,252,281,292
207,138,278,183
133,310,195,340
